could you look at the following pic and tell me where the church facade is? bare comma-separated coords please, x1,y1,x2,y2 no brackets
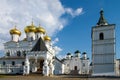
62,51,90,75
0,22,91,76
0,22,64,76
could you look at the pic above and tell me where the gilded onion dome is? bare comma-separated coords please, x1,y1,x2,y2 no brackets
44,35,51,41
35,24,45,34
10,26,21,36
24,22,36,33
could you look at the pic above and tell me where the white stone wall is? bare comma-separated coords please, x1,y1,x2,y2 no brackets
0,59,25,74
69,58,81,70
4,40,37,57
26,32,35,41
92,24,116,75
11,34,19,42
54,59,63,74
115,59,120,76
80,59,90,74
63,56,90,74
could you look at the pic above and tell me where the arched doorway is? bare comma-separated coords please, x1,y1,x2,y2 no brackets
74,66,77,70
37,59,44,74
29,56,44,74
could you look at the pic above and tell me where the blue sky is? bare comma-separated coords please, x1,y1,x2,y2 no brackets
0,0,120,61
55,0,120,60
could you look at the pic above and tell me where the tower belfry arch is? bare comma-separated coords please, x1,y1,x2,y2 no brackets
92,10,116,76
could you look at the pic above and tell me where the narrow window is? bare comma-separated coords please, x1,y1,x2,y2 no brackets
3,61,6,65
23,51,26,57
99,33,104,40
31,37,33,41
22,62,25,66
17,51,21,56
12,61,15,66
37,35,38,39
12,36,13,40
6,52,10,56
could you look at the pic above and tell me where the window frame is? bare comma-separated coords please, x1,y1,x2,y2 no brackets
99,32,104,40
12,61,15,66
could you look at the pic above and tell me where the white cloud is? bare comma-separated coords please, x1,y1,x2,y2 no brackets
0,0,83,54
65,8,83,17
52,38,59,45
54,46,62,55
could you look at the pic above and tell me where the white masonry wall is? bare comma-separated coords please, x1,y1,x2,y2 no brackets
92,24,116,76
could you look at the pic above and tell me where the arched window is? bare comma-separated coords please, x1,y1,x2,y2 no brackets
23,51,26,57
99,33,104,40
6,51,10,56
17,51,21,56
12,61,15,66
22,62,25,66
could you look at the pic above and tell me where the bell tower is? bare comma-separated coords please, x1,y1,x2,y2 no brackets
92,10,116,75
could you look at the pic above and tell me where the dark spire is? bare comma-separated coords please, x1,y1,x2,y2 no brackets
82,52,87,55
97,9,108,26
67,53,71,55
31,37,48,51
74,50,80,54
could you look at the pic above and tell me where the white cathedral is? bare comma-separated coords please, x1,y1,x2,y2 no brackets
0,21,90,76
0,10,119,76
62,51,90,75
0,22,62,76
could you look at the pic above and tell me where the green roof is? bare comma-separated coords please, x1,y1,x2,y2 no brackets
97,10,108,26
67,53,71,55
82,52,87,54
74,50,80,54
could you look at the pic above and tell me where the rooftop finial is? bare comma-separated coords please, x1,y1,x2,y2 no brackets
101,8,103,11
31,18,34,26
97,9,108,26
14,25,16,29
14,22,17,29
38,23,41,27
100,9,104,15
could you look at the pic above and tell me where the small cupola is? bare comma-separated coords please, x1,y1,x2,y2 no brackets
10,26,21,42
35,24,46,34
10,26,21,36
74,50,80,58
97,9,108,26
24,21,36,33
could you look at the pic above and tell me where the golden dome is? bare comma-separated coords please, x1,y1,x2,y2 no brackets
35,25,45,34
10,27,21,36
24,22,36,33
44,35,51,41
